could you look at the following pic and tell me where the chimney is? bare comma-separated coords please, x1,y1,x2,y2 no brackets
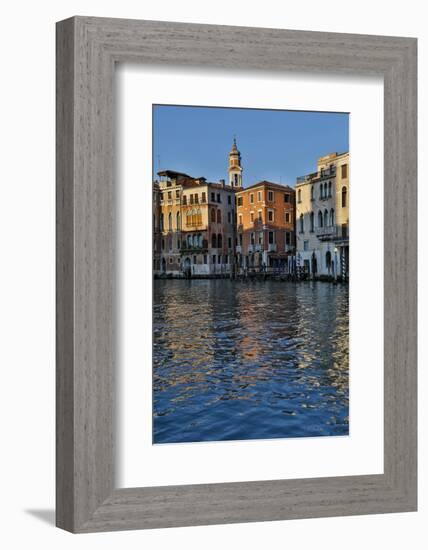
219,179,225,187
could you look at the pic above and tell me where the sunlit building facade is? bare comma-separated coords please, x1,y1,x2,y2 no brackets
295,151,349,279
180,180,236,275
154,145,349,280
235,181,296,272
153,171,237,276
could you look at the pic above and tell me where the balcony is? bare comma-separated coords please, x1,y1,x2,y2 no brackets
319,167,336,178
316,225,336,238
255,244,262,252
248,244,254,253
316,224,349,241
268,243,277,252
296,171,318,184
297,167,336,185
180,243,208,254
236,245,242,253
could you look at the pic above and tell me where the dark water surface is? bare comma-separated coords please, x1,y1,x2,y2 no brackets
153,280,349,443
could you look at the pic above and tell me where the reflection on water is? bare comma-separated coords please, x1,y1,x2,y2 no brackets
153,280,349,443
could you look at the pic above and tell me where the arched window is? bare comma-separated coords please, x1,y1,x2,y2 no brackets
160,213,164,231
186,210,191,226
168,212,172,231
212,233,217,248
342,186,347,207
324,183,328,198
328,181,332,197
196,209,202,226
324,209,329,227
191,209,196,226
311,185,314,200
318,210,323,227
298,189,302,202
310,212,314,232
299,214,304,233
217,234,223,249
319,185,323,199
330,208,335,226
211,208,216,222
217,209,222,223
176,211,180,229
197,233,202,247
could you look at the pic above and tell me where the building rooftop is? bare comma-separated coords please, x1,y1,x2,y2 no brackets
318,150,349,163
183,180,236,192
157,169,192,179
156,169,237,191
237,180,294,193
296,151,349,186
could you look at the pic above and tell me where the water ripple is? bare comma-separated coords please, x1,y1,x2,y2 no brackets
153,280,349,443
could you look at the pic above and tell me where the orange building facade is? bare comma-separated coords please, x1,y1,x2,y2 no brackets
153,170,237,276
154,139,298,277
235,181,296,272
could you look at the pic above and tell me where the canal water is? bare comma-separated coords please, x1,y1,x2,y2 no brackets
153,279,349,444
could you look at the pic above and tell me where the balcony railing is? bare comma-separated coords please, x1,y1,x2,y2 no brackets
296,167,336,184
252,218,264,229
180,243,208,253
296,171,318,184
268,243,277,252
316,224,349,240
316,226,336,237
319,167,336,178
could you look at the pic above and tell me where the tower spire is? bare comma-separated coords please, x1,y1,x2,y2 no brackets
228,137,243,188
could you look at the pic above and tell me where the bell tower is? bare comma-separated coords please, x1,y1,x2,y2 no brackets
228,137,243,188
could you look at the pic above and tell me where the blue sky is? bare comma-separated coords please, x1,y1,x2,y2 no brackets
153,105,349,188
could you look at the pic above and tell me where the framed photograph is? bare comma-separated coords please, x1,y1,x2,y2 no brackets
151,106,350,446
56,16,417,532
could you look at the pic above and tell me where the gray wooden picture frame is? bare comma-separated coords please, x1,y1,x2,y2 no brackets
56,16,417,533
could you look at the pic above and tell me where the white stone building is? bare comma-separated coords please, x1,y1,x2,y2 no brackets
295,152,349,280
